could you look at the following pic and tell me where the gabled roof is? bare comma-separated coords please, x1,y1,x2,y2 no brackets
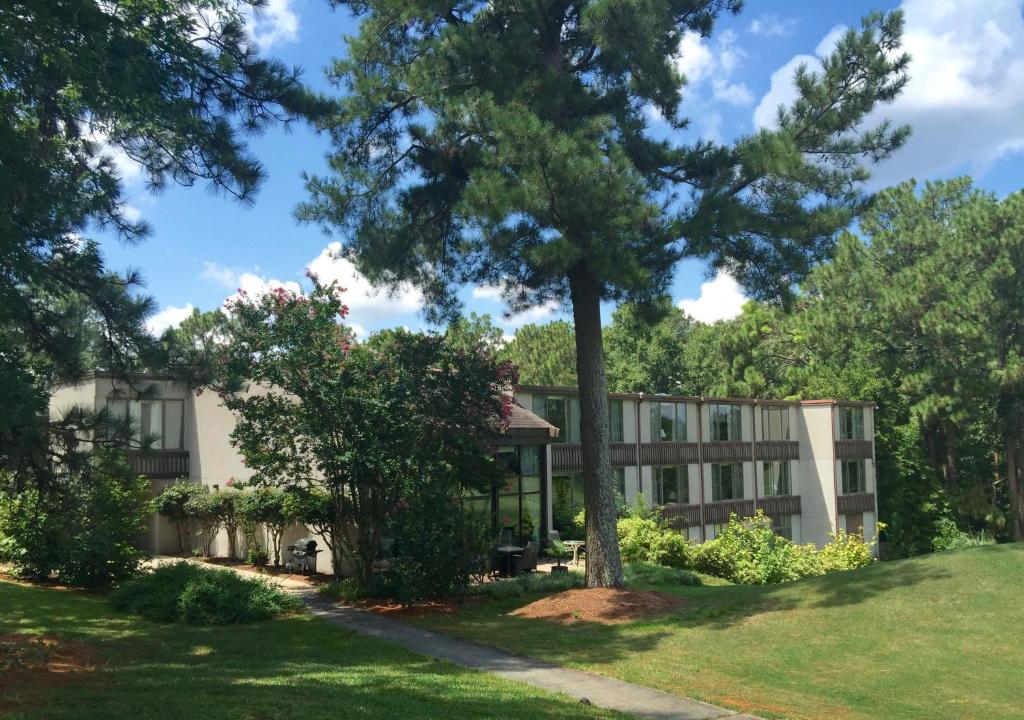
502,401,560,443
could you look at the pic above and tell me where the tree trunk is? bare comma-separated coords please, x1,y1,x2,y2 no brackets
569,265,624,588
1006,434,1024,540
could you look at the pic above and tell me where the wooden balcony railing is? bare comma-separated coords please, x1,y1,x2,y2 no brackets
126,450,189,479
837,492,875,514
551,442,638,471
757,494,802,517
702,441,753,463
835,439,873,460
755,440,800,461
639,442,700,466
703,499,756,525
661,503,702,529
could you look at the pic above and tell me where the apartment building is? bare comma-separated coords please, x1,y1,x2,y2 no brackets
48,373,878,570
515,386,878,549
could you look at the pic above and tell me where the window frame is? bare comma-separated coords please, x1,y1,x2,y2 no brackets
839,407,865,440
762,461,792,497
709,403,742,442
761,406,790,441
711,462,744,501
841,459,866,495
649,400,686,442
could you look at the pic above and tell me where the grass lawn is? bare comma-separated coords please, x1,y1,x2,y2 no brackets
0,580,623,720
414,544,1024,720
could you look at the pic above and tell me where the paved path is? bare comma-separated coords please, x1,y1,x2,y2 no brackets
154,557,760,720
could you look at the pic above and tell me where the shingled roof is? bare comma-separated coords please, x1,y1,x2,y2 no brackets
502,401,559,444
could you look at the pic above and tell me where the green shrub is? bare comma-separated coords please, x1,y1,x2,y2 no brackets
110,562,303,624
317,577,367,602
617,516,690,568
818,529,876,572
184,489,221,557
0,449,148,588
931,517,996,552
691,512,824,585
623,562,702,587
246,546,270,567
467,569,585,600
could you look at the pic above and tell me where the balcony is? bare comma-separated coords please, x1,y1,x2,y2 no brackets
639,441,700,466
126,450,189,479
550,442,636,472
661,502,702,529
702,441,753,463
835,439,873,460
757,494,802,517
703,499,756,525
837,492,875,514
755,440,800,461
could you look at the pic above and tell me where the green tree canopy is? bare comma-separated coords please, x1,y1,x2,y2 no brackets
500,321,578,387
299,1,910,586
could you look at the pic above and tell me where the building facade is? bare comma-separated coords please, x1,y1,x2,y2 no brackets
48,374,878,571
516,386,878,549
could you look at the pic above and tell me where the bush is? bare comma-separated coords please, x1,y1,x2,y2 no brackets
818,529,877,572
110,562,303,624
623,562,702,587
317,577,367,603
246,546,270,567
185,489,221,557
467,569,585,600
690,512,819,585
931,517,996,552
617,516,690,568
0,448,148,588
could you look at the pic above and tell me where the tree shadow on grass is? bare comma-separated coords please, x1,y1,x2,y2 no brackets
0,581,623,720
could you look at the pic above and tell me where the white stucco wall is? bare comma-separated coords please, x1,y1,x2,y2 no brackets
797,404,838,548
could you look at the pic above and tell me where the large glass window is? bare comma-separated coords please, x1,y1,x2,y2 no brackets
654,466,688,505
711,463,744,501
650,401,686,442
771,514,793,540
106,393,184,449
552,471,585,536
489,444,540,540
710,403,742,441
839,407,865,440
609,399,624,443
532,395,580,443
762,461,792,496
841,459,866,494
761,406,790,441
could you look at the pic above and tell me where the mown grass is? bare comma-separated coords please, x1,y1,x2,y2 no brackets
0,580,623,720
413,544,1024,720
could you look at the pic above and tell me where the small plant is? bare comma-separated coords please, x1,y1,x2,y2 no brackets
623,562,702,587
246,546,270,567
317,577,367,602
617,515,690,568
467,569,585,600
110,562,303,624
931,517,996,552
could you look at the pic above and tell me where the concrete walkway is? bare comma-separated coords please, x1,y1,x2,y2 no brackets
153,557,760,720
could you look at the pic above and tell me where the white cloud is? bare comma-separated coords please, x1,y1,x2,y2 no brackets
247,0,299,48
86,127,145,186
306,242,422,324
749,15,799,37
697,112,724,143
146,303,195,335
677,273,747,323
472,282,559,331
754,0,1024,184
201,261,301,304
675,29,754,109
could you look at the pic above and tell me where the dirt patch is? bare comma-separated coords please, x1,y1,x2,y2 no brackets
354,596,488,618
509,588,685,625
0,634,98,689
200,557,323,585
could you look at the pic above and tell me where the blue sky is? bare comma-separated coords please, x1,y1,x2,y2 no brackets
99,0,1024,337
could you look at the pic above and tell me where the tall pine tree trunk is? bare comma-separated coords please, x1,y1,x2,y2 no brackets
569,265,624,588
1006,432,1023,540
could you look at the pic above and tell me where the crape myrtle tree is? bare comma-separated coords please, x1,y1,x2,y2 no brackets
215,279,515,583
300,1,910,586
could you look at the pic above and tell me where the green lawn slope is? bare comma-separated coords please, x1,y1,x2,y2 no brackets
416,544,1024,720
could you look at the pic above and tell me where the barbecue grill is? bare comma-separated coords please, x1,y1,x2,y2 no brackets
284,538,320,575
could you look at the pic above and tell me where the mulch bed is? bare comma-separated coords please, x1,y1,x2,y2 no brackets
509,588,686,625
0,634,98,689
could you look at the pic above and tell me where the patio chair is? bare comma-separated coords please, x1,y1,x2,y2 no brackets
513,541,539,574
499,526,515,546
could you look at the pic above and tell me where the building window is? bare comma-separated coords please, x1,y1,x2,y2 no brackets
469,445,542,544
712,522,728,539
841,459,866,494
762,461,792,496
654,466,688,505
761,406,790,441
839,407,865,440
609,399,624,443
105,393,184,449
614,467,626,503
552,471,585,534
650,401,686,442
709,403,742,441
532,395,581,444
711,463,744,501
771,514,793,540
845,513,865,536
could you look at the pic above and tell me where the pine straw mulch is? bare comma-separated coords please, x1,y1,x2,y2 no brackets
0,634,99,690
509,587,686,625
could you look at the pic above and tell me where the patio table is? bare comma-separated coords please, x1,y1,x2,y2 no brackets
563,540,585,565
495,544,524,577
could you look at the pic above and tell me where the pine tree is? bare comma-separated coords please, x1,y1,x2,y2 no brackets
500,322,578,387
301,2,910,586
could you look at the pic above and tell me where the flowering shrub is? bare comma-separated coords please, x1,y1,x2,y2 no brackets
689,512,879,585
617,516,689,568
